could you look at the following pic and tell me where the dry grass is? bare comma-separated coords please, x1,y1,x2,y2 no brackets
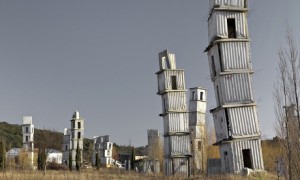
0,169,280,180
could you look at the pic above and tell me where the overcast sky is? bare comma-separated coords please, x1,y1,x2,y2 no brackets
0,0,299,146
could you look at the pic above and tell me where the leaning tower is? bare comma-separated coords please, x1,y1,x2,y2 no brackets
205,0,264,173
156,50,191,176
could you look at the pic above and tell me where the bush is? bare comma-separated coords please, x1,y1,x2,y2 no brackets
47,162,68,171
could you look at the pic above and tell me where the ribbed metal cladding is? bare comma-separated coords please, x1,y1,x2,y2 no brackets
169,135,191,155
221,73,253,103
213,110,229,142
163,113,189,133
228,106,260,137
210,0,246,11
221,42,251,70
208,11,247,43
230,140,264,172
157,70,185,94
214,73,253,104
162,92,188,111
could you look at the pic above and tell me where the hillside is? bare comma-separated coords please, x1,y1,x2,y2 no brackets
0,121,93,152
0,121,146,158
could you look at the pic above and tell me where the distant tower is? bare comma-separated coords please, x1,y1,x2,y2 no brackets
70,110,84,168
205,0,264,173
22,116,34,168
156,50,191,176
147,129,160,160
189,87,207,173
92,135,113,167
62,128,71,166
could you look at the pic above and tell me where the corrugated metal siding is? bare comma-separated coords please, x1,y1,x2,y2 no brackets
221,42,251,70
162,92,188,111
169,136,191,155
213,110,229,142
218,73,253,104
228,106,260,137
157,70,185,94
210,0,246,11
164,137,170,156
207,40,221,79
173,158,189,175
163,113,189,133
208,11,247,43
164,159,172,176
230,140,264,172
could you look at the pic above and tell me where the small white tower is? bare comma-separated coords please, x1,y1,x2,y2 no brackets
156,50,191,176
189,87,207,173
70,110,84,168
22,116,34,168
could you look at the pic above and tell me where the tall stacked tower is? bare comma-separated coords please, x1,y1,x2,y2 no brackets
70,110,84,168
205,0,264,173
156,50,191,176
22,116,34,168
189,87,207,173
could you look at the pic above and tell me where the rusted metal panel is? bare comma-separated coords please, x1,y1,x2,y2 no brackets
208,11,248,43
157,70,186,94
210,0,246,11
163,113,189,133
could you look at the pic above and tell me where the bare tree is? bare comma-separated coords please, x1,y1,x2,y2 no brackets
274,27,300,180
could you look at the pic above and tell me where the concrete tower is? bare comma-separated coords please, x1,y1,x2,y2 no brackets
156,50,191,176
22,116,34,168
189,87,207,173
70,110,84,168
62,128,71,166
205,0,264,173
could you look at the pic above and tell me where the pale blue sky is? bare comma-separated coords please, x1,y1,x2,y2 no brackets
0,0,299,146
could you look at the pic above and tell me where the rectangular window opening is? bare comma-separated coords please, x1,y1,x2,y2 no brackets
198,141,202,151
227,18,236,38
218,44,223,71
78,122,81,129
200,92,204,101
78,132,81,139
192,91,196,100
211,56,216,77
171,76,177,90
225,109,232,138
216,86,221,106
26,127,29,133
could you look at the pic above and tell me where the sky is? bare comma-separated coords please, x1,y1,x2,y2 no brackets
0,0,299,147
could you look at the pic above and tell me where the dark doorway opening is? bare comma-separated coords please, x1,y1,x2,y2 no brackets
242,149,253,169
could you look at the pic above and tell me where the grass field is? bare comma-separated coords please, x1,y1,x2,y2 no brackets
0,169,280,180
